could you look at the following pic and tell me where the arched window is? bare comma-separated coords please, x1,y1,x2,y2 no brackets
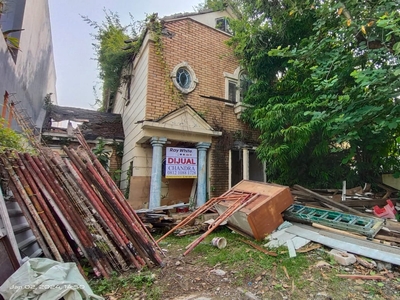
239,72,252,102
224,67,252,103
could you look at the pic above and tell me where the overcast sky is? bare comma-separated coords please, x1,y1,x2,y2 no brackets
48,0,202,109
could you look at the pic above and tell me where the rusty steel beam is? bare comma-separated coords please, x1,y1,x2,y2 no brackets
16,154,71,261
66,146,158,267
49,153,114,277
72,134,163,255
1,154,62,261
12,154,67,262
65,148,147,269
75,148,164,266
32,157,110,278
184,193,260,256
0,160,53,259
19,154,86,276
64,157,138,271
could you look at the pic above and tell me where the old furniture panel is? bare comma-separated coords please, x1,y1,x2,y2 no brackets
214,180,293,240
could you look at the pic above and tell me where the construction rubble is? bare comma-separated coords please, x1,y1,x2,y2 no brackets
152,179,400,267
0,131,163,280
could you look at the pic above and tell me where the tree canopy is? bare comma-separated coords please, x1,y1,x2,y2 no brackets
209,0,400,187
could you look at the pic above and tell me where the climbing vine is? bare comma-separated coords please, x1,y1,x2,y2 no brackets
83,10,144,111
148,14,185,107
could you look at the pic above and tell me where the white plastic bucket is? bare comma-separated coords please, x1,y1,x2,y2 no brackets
211,237,227,249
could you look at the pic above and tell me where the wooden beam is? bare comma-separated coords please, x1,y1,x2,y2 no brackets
293,185,368,216
337,274,386,280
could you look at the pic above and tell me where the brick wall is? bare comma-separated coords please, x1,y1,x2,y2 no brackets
146,18,259,196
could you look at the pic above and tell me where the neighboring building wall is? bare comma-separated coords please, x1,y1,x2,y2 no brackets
188,9,233,29
0,0,57,264
0,0,57,128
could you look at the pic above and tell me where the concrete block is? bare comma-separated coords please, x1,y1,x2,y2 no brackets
329,249,356,266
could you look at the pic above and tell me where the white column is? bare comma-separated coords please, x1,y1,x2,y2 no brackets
196,142,211,206
242,147,249,180
149,137,167,209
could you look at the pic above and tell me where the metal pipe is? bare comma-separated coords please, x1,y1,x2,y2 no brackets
15,153,72,261
0,160,53,259
84,159,159,266
13,154,67,262
184,193,259,256
157,190,243,243
73,135,161,252
19,154,85,275
1,154,62,261
64,157,137,271
50,153,114,277
34,155,111,278
78,148,164,264
65,148,146,269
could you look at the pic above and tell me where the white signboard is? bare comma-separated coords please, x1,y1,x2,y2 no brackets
165,147,197,178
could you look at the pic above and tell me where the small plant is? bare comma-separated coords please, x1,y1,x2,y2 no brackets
0,117,30,153
92,138,111,170
2,29,23,53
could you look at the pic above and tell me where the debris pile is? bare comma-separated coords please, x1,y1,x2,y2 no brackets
0,131,163,278
158,180,294,255
290,184,400,245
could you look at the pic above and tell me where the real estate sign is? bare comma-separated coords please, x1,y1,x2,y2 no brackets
165,147,197,178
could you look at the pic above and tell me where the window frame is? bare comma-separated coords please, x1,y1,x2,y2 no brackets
170,62,198,94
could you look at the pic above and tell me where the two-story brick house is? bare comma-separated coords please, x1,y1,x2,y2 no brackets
110,8,265,209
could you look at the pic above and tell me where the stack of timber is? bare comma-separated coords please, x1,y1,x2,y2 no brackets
0,132,163,279
135,204,192,231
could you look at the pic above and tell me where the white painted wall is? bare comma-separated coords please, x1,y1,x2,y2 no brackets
0,0,57,129
0,0,56,261
114,42,150,190
185,10,233,32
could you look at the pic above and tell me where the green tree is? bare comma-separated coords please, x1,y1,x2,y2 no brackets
217,0,400,187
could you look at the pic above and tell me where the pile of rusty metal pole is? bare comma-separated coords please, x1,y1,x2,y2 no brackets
0,141,164,278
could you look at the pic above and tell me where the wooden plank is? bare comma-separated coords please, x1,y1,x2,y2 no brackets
285,224,400,265
337,274,386,280
293,185,368,216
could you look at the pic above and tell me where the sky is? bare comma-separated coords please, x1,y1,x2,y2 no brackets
48,0,202,109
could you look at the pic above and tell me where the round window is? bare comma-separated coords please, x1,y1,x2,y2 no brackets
171,62,198,94
176,68,191,89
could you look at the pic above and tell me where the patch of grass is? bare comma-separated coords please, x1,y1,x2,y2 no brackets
90,270,156,297
145,286,163,300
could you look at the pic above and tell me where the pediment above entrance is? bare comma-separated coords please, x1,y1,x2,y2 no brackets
140,105,222,139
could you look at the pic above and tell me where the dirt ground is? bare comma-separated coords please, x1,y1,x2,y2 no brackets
95,227,400,300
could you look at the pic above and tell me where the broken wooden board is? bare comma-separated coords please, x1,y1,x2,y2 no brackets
285,224,400,265
293,185,369,216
